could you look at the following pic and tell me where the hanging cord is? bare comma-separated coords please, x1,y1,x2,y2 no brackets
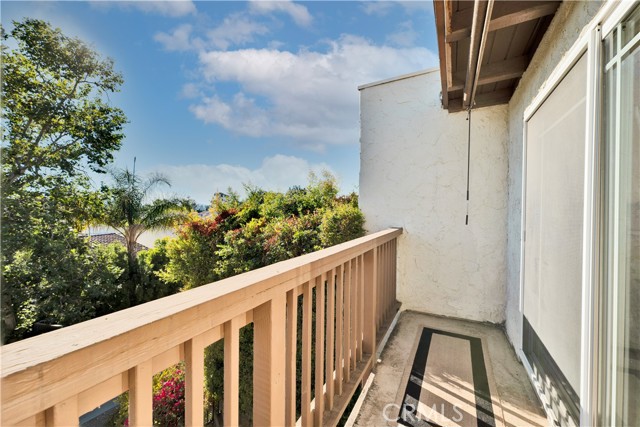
466,108,471,225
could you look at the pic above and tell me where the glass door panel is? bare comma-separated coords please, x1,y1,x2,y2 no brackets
601,5,640,425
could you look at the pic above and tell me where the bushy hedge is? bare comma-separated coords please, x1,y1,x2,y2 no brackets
161,173,364,290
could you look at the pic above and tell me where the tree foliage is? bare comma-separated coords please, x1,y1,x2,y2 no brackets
162,173,363,291
1,19,126,186
1,19,127,342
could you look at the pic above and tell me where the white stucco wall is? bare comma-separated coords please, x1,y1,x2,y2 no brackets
505,0,603,348
359,70,508,323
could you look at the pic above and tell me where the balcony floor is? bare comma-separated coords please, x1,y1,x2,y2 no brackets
353,310,548,427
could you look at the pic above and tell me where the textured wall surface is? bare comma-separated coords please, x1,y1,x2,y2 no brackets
505,0,603,349
359,70,508,323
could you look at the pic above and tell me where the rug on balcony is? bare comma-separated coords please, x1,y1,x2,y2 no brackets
394,327,499,427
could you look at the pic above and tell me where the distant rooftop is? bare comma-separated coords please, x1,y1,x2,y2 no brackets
86,233,148,255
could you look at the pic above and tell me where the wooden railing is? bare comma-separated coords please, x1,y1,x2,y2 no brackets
1,228,401,426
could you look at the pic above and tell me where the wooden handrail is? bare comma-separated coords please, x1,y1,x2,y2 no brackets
1,228,402,426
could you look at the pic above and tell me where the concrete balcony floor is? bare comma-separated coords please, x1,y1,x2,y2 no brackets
353,311,548,427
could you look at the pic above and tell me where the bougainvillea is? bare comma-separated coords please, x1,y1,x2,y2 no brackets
118,364,186,426
152,367,185,426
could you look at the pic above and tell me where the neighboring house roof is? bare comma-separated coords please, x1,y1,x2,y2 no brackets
198,211,212,219
87,233,149,255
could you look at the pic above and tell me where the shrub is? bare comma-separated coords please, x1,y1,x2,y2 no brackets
152,365,185,426
113,364,186,427
320,203,366,247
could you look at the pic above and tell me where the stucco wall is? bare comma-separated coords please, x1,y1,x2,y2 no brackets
505,0,603,348
359,70,508,323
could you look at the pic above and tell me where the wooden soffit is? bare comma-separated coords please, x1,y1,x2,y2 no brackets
434,0,561,112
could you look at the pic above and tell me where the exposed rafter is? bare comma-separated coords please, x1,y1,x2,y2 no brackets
449,55,528,91
434,0,561,113
434,0,449,109
446,1,560,43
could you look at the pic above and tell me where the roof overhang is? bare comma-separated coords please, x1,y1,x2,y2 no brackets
434,0,561,112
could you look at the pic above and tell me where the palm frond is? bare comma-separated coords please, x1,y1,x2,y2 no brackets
140,197,191,230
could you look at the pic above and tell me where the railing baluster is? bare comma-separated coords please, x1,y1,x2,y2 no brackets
314,274,326,426
350,255,357,371
383,244,387,324
253,295,286,426
375,247,380,330
363,249,377,379
301,281,313,426
388,242,393,318
325,269,336,410
383,242,387,321
384,242,390,321
336,263,344,396
128,360,152,427
378,245,383,326
45,396,78,427
285,288,299,427
16,412,45,426
391,239,398,310
381,245,386,327
357,255,363,363
344,258,352,383
224,316,242,427
186,335,205,427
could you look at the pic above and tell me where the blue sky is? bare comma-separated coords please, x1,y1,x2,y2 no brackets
3,1,438,204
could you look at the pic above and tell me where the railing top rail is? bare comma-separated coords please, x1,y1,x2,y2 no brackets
1,228,401,424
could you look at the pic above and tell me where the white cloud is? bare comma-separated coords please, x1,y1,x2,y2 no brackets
154,24,200,51
179,82,201,99
153,155,334,204
155,14,270,52
207,14,270,50
361,1,396,16
387,20,419,47
189,35,437,147
91,0,196,17
361,1,433,16
399,1,433,14
249,1,313,27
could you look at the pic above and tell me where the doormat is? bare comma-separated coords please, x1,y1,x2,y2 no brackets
394,327,498,427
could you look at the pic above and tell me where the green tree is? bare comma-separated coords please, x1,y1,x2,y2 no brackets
137,238,182,302
1,19,127,342
99,167,191,304
1,19,126,187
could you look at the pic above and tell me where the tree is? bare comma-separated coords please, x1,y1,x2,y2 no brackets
1,19,127,342
99,167,191,304
1,19,126,187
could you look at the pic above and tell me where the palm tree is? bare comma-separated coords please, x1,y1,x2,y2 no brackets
100,166,191,304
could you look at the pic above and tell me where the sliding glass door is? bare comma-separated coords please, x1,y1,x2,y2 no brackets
601,5,640,425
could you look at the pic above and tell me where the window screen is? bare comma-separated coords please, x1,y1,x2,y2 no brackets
523,53,587,395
